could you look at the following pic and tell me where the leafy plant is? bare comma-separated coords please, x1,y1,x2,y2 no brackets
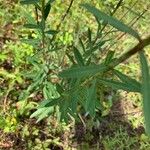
19,0,150,136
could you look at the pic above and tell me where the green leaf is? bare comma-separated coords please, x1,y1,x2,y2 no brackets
59,99,70,122
45,30,58,35
24,24,40,29
0,54,7,61
43,98,60,107
21,39,40,47
84,40,107,58
99,78,140,92
30,98,60,122
140,51,150,136
34,3,41,10
59,64,107,78
37,98,60,109
81,3,140,40
73,47,84,66
66,53,76,64
43,86,50,100
30,108,46,118
113,70,141,92
30,107,54,122
37,107,54,122
21,8,36,24
70,92,79,114
87,28,92,43
20,0,39,5
68,78,80,89
85,80,96,117
37,100,51,109
46,82,59,98
104,51,115,65
79,38,85,52
44,3,51,20
56,83,64,95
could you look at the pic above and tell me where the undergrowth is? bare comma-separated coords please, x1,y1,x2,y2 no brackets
0,0,150,149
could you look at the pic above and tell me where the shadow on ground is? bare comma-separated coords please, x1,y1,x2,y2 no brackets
74,94,145,150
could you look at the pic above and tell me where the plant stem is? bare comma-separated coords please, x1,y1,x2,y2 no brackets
41,0,45,48
51,0,74,42
93,0,124,44
109,35,150,69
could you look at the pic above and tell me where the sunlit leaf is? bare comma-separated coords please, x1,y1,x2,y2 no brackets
36,107,54,122
43,86,50,100
30,107,46,118
30,107,54,122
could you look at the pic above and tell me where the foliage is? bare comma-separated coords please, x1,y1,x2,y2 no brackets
0,0,150,149
18,0,150,136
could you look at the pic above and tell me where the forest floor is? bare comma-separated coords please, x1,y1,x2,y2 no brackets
0,0,150,149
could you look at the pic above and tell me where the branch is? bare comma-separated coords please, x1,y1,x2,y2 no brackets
109,35,150,69
111,0,124,15
51,0,74,42
56,0,74,31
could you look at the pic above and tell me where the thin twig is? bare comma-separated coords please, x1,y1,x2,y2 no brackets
115,10,147,41
111,0,124,15
101,9,147,56
57,0,74,29
35,6,39,24
51,0,74,42
101,0,139,41
78,113,86,129
94,0,124,44
3,85,13,112
41,0,46,48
